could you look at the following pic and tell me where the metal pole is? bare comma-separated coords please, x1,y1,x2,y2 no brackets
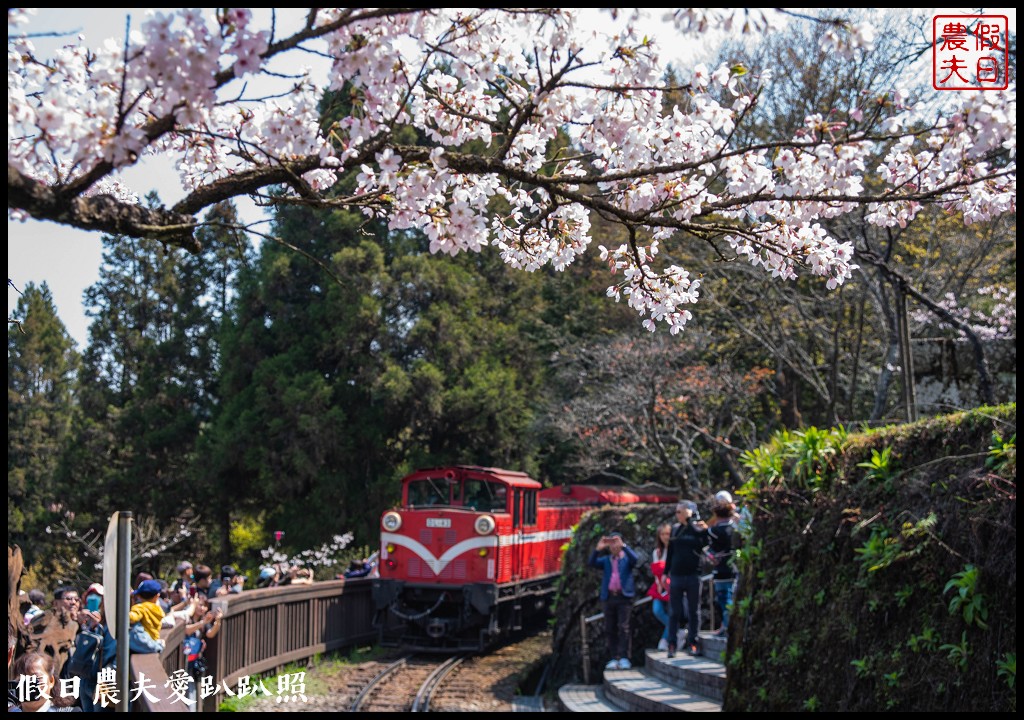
707,575,715,633
895,287,918,422
579,614,589,684
116,511,132,712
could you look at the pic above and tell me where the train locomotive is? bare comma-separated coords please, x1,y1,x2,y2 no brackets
371,465,676,651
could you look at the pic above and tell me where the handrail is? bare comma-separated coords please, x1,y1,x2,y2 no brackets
137,576,377,711
130,653,182,713
209,578,377,689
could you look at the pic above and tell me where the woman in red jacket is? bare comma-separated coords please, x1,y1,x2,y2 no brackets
648,522,673,650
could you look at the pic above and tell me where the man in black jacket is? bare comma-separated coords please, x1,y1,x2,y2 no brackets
665,500,708,657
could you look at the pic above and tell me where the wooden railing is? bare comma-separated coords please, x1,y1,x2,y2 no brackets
133,577,377,711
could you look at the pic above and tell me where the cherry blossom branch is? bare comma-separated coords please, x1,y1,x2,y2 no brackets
9,164,201,250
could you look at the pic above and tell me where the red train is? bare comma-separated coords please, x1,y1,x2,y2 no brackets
371,465,677,651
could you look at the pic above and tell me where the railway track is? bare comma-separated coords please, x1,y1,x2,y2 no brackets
350,654,466,712
238,630,551,712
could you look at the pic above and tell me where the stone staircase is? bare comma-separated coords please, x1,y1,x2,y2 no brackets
558,633,728,712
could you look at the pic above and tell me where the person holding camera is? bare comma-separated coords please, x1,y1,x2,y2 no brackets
665,500,709,658
208,565,245,597
183,595,223,680
588,532,639,671
708,490,739,637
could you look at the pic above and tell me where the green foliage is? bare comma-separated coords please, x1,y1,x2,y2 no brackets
229,513,269,561
803,695,821,711
740,426,847,491
986,432,1016,475
739,446,784,486
202,199,551,549
854,514,936,574
857,446,897,484
883,669,903,688
996,652,1015,690
906,626,938,653
789,426,842,489
727,647,743,668
854,527,899,573
943,564,988,629
729,406,1015,712
734,538,762,573
939,632,971,670
850,657,870,678
7,282,80,572
61,199,247,563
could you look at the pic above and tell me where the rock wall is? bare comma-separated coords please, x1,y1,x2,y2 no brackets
726,404,1016,711
914,338,1016,414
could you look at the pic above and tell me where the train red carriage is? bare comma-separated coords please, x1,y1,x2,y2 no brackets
371,465,676,651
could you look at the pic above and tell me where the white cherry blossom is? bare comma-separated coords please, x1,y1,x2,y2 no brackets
6,8,1016,332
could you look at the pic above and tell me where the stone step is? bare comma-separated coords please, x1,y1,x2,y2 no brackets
558,683,625,712
512,695,549,712
602,668,722,713
698,632,728,662
645,649,726,702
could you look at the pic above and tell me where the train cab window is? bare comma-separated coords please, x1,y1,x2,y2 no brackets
523,490,537,526
462,480,507,513
407,478,453,507
512,489,521,528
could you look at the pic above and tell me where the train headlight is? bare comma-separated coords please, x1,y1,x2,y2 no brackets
382,512,402,532
474,515,495,535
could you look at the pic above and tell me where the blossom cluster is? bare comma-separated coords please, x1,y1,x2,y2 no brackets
7,8,1017,332
260,532,354,568
912,286,1017,341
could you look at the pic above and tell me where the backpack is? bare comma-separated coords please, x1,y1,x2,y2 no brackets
63,628,104,679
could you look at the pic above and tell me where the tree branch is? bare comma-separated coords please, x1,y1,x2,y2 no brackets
9,164,200,250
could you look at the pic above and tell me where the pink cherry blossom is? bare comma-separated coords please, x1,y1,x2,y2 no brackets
6,8,1016,334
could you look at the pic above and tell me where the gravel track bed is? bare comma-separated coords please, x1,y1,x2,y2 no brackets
241,630,551,712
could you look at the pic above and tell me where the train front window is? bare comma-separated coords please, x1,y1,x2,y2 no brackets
462,480,507,512
407,478,453,507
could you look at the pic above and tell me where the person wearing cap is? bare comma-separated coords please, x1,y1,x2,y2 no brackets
72,582,118,712
708,490,739,637
208,565,244,597
588,531,640,671
665,500,709,658
129,579,166,645
171,561,194,595
256,567,278,588
78,582,105,628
